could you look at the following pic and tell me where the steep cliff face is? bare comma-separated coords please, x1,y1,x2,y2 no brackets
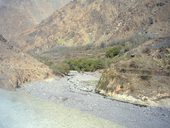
18,0,170,51
0,35,52,90
0,0,71,39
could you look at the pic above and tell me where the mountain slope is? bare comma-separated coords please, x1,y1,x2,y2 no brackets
96,37,170,106
18,0,170,51
0,0,71,39
0,35,52,90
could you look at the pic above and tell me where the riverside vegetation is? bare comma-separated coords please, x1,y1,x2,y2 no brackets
37,44,127,75
36,36,170,106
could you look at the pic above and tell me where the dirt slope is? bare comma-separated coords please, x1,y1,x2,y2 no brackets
0,35,52,90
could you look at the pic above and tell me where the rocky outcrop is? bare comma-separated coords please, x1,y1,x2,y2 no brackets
0,35,52,90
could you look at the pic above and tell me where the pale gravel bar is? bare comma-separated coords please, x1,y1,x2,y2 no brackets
15,71,170,128
0,89,124,128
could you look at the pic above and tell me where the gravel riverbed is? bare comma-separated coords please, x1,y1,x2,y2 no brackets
17,71,170,128
0,89,122,128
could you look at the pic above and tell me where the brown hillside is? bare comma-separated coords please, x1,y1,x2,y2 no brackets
0,35,52,90
96,37,170,105
0,0,71,39
18,0,170,51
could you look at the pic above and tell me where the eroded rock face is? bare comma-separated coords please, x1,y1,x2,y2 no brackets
0,35,52,90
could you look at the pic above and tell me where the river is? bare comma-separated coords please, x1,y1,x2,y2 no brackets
0,71,170,128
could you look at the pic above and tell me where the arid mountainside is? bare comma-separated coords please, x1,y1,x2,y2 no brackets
0,35,52,90
0,0,70,39
96,38,170,105
18,0,170,51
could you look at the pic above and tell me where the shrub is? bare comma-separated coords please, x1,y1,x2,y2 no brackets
51,63,70,75
140,75,151,80
66,58,105,72
105,47,121,58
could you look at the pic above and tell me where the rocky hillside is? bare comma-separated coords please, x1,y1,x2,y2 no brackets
18,0,170,52
96,37,170,105
0,0,70,39
0,35,52,90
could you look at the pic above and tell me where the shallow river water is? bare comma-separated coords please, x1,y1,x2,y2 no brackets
1,71,170,128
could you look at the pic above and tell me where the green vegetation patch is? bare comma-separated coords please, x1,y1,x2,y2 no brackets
50,63,70,75
36,44,127,75
37,57,70,75
66,58,105,72
105,47,121,58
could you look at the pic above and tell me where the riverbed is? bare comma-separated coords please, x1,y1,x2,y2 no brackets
16,71,170,128
0,88,122,128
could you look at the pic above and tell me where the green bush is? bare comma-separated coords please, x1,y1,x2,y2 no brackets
51,63,70,75
105,47,121,58
66,58,105,72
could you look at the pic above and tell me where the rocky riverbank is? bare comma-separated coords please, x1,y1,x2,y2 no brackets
18,71,170,128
